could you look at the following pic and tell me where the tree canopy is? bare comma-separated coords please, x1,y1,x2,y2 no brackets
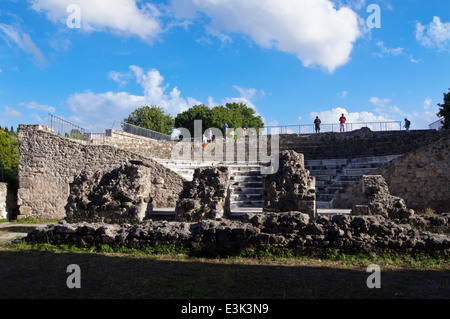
437,88,450,130
0,127,19,190
124,105,175,136
174,102,265,136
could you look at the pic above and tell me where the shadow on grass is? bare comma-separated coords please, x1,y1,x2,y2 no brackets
0,249,449,299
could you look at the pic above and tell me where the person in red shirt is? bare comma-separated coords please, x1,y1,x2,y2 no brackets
339,113,346,132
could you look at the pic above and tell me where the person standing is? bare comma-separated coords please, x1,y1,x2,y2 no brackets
242,124,247,136
207,128,213,142
339,113,347,132
404,118,411,132
223,122,228,137
314,116,321,133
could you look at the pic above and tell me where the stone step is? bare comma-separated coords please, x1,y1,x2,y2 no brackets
317,194,335,201
343,168,377,175
313,175,332,182
338,175,360,181
316,201,334,209
230,195,263,202
230,186,263,193
231,200,264,208
305,159,349,166
231,180,263,186
231,175,262,182
308,169,340,176
230,170,262,177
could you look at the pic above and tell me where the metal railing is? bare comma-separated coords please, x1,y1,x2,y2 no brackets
263,121,402,135
48,114,173,143
111,120,172,141
49,114,87,141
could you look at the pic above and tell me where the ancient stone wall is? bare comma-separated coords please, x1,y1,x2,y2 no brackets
89,129,176,160
334,136,450,213
17,125,184,220
0,183,7,219
279,128,450,160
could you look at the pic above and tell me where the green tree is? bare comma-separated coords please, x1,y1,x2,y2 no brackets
0,129,19,190
437,88,450,130
174,102,264,136
174,104,214,136
124,105,175,136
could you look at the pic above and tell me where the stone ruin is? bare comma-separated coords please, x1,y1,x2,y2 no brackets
26,211,450,258
347,175,415,219
65,162,152,224
263,150,316,218
13,124,450,258
175,166,231,222
22,147,450,258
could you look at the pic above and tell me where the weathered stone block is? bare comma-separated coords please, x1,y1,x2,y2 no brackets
348,175,415,219
263,150,316,218
175,166,230,222
65,164,152,224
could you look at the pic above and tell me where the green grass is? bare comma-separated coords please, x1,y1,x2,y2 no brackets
4,242,448,270
0,217,61,224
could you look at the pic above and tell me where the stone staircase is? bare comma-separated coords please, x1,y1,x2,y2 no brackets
153,159,221,181
154,159,264,213
154,154,402,212
228,165,264,211
305,155,402,208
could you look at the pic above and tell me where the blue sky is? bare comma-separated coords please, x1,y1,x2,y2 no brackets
0,0,449,131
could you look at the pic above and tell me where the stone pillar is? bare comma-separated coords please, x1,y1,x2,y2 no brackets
262,150,316,218
0,183,7,219
175,166,231,222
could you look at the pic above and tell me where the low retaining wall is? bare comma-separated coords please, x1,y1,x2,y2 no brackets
25,212,450,258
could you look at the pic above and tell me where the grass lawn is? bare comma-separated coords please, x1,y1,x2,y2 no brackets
0,242,449,300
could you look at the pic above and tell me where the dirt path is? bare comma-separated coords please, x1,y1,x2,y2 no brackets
0,222,50,244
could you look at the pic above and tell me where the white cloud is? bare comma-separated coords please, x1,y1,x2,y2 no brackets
416,16,450,50
368,96,440,129
310,107,390,125
30,113,46,123
4,106,24,118
172,0,362,73
108,70,132,86
423,98,432,110
370,97,391,107
0,23,46,68
19,101,56,113
337,91,348,98
375,41,404,57
59,66,266,127
66,66,203,126
29,0,163,43
232,86,257,101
